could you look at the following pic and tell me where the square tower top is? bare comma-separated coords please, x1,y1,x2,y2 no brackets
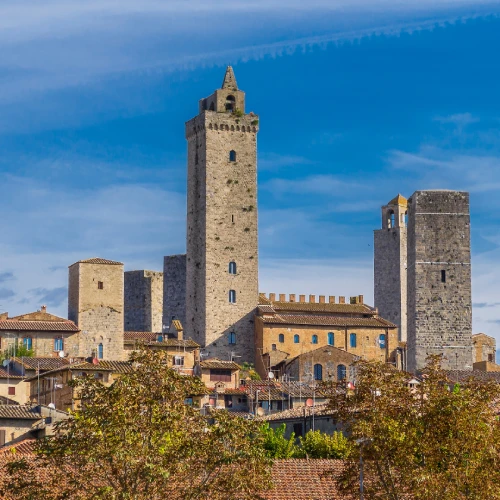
198,66,245,114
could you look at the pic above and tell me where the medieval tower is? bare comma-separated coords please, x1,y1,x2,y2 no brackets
68,258,125,361
374,194,408,343
406,190,473,372
185,66,259,362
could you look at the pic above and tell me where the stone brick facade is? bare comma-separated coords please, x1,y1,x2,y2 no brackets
374,194,408,342
185,67,259,363
124,270,163,332
162,254,187,332
472,333,496,364
407,191,473,372
68,258,125,361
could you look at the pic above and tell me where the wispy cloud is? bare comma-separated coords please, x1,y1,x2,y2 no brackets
0,272,15,283
28,287,67,308
0,288,15,300
263,174,363,195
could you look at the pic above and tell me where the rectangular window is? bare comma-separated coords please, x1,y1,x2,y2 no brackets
0,429,5,447
441,270,446,283
210,369,232,382
8,387,15,396
98,281,104,290
174,356,185,366
350,333,357,348
54,337,64,351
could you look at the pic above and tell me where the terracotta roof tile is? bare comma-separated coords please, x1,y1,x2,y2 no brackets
200,359,240,370
444,370,500,383
24,360,133,381
0,405,42,420
11,357,70,371
260,403,332,422
388,193,408,207
0,439,37,456
260,314,396,328
258,299,375,315
0,320,79,332
74,257,123,265
124,331,158,341
0,367,24,379
123,332,199,348
265,459,349,499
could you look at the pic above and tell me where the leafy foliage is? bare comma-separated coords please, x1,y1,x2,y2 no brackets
0,342,34,362
297,430,352,459
239,362,261,381
259,423,298,458
1,349,271,500
325,356,500,499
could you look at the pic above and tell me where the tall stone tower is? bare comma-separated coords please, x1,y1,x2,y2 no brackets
407,190,473,372
374,194,408,343
68,258,125,361
185,66,259,362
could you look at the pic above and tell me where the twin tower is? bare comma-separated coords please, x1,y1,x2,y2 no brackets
374,191,473,371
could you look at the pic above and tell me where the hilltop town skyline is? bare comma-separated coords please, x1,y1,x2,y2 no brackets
1,2,500,344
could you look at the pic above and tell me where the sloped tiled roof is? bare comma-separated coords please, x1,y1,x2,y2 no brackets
11,357,70,371
0,320,79,332
0,368,23,379
200,359,240,370
259,314,396,328
73,257,123,265
124,331,199,348
10,311,69,322
124,331,158,341
258,298,374,315
444,370,500,383
265,459,349,500
24,360,133,381
0,405,42,420
260,403,332,422
388,193,408,207
0,438,37,456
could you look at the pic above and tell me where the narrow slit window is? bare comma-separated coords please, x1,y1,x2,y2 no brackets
98,281,104,290
350,333,357,348
441,270,446,283
229,289,236,303
229,150,236,162
231,215,234,223
98,343,103,360
229,262,237,274
327,332,334,346
294,334,300,344
312,334,318,344
229,332,236,344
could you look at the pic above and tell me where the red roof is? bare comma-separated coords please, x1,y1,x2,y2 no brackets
73,257,123,265
259,314,395,328
0,320,79,332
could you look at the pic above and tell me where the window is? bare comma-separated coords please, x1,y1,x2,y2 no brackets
157,334,163,342
185,397,194,406
441,270,446,283
337,364,347,380
328,332,334,346
23,337,32,350
209,102,215,111
293,423,303,437
210,369,232,382
8,386,15,396
54,337,64,352
272,344,277,351
226,95,235,112
314,364,323,381
294,334,300,344
229,289,236,303
98,281,104,290
97,343,103,360
278,334,285,343
350,333,357,348
229,261,237,274
224,394,233,408
0,430,5,447
229,332,236,345
312,334,318,344
489,353,495,362
379,334,386,349
94,372,104,381
174,356,184,366
229,150,236,162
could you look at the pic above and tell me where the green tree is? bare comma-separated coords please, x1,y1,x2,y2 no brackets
325,356,500,500
296,430,352,459
259,422,298,458
0,342,35,363
1,348,271,500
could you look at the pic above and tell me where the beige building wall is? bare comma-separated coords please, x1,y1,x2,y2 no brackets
186,67,259,364
0,418,37,446
68,259,125,361
0,378,30,405
472,333,496,364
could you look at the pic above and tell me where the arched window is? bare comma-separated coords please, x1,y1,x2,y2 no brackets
388,210,395,228
98,343,104,360
350,333,357,348
229,261,237,274
209,102,215,111
229,332,236,344
312,334,318,344
404,211,408,226
379,334,386,349
54,337,64,352
226,94,235,112
314,364,323,381
23,337,32,350
229,290,236,303
229,150,236,162
294,334,300,344
337,364,347,380
327,332,334,346
278,334,285,343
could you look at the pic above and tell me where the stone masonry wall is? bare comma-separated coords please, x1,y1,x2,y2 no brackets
68,262,125,361
163,255,187,332
407,191,473,372
186,96,259,363
124,270,163,332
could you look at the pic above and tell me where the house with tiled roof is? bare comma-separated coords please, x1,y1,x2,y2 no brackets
255,293,399,379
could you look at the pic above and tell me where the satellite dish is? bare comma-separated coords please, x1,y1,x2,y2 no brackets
48,403,56,409
256,407,265,416
267,372,275,379
305,398,314,407
58,350,65,358
92,358,99,365
2,359,9,367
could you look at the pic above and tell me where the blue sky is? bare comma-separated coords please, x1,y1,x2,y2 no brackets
1,1,500,341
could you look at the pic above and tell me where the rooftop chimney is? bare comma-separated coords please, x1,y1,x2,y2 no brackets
41,305,47,313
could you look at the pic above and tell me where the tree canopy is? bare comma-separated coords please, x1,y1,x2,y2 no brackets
325,356,500,500
1,349,271,500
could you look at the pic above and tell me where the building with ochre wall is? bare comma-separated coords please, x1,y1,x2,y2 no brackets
185,67,259,363
68,258,125,361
